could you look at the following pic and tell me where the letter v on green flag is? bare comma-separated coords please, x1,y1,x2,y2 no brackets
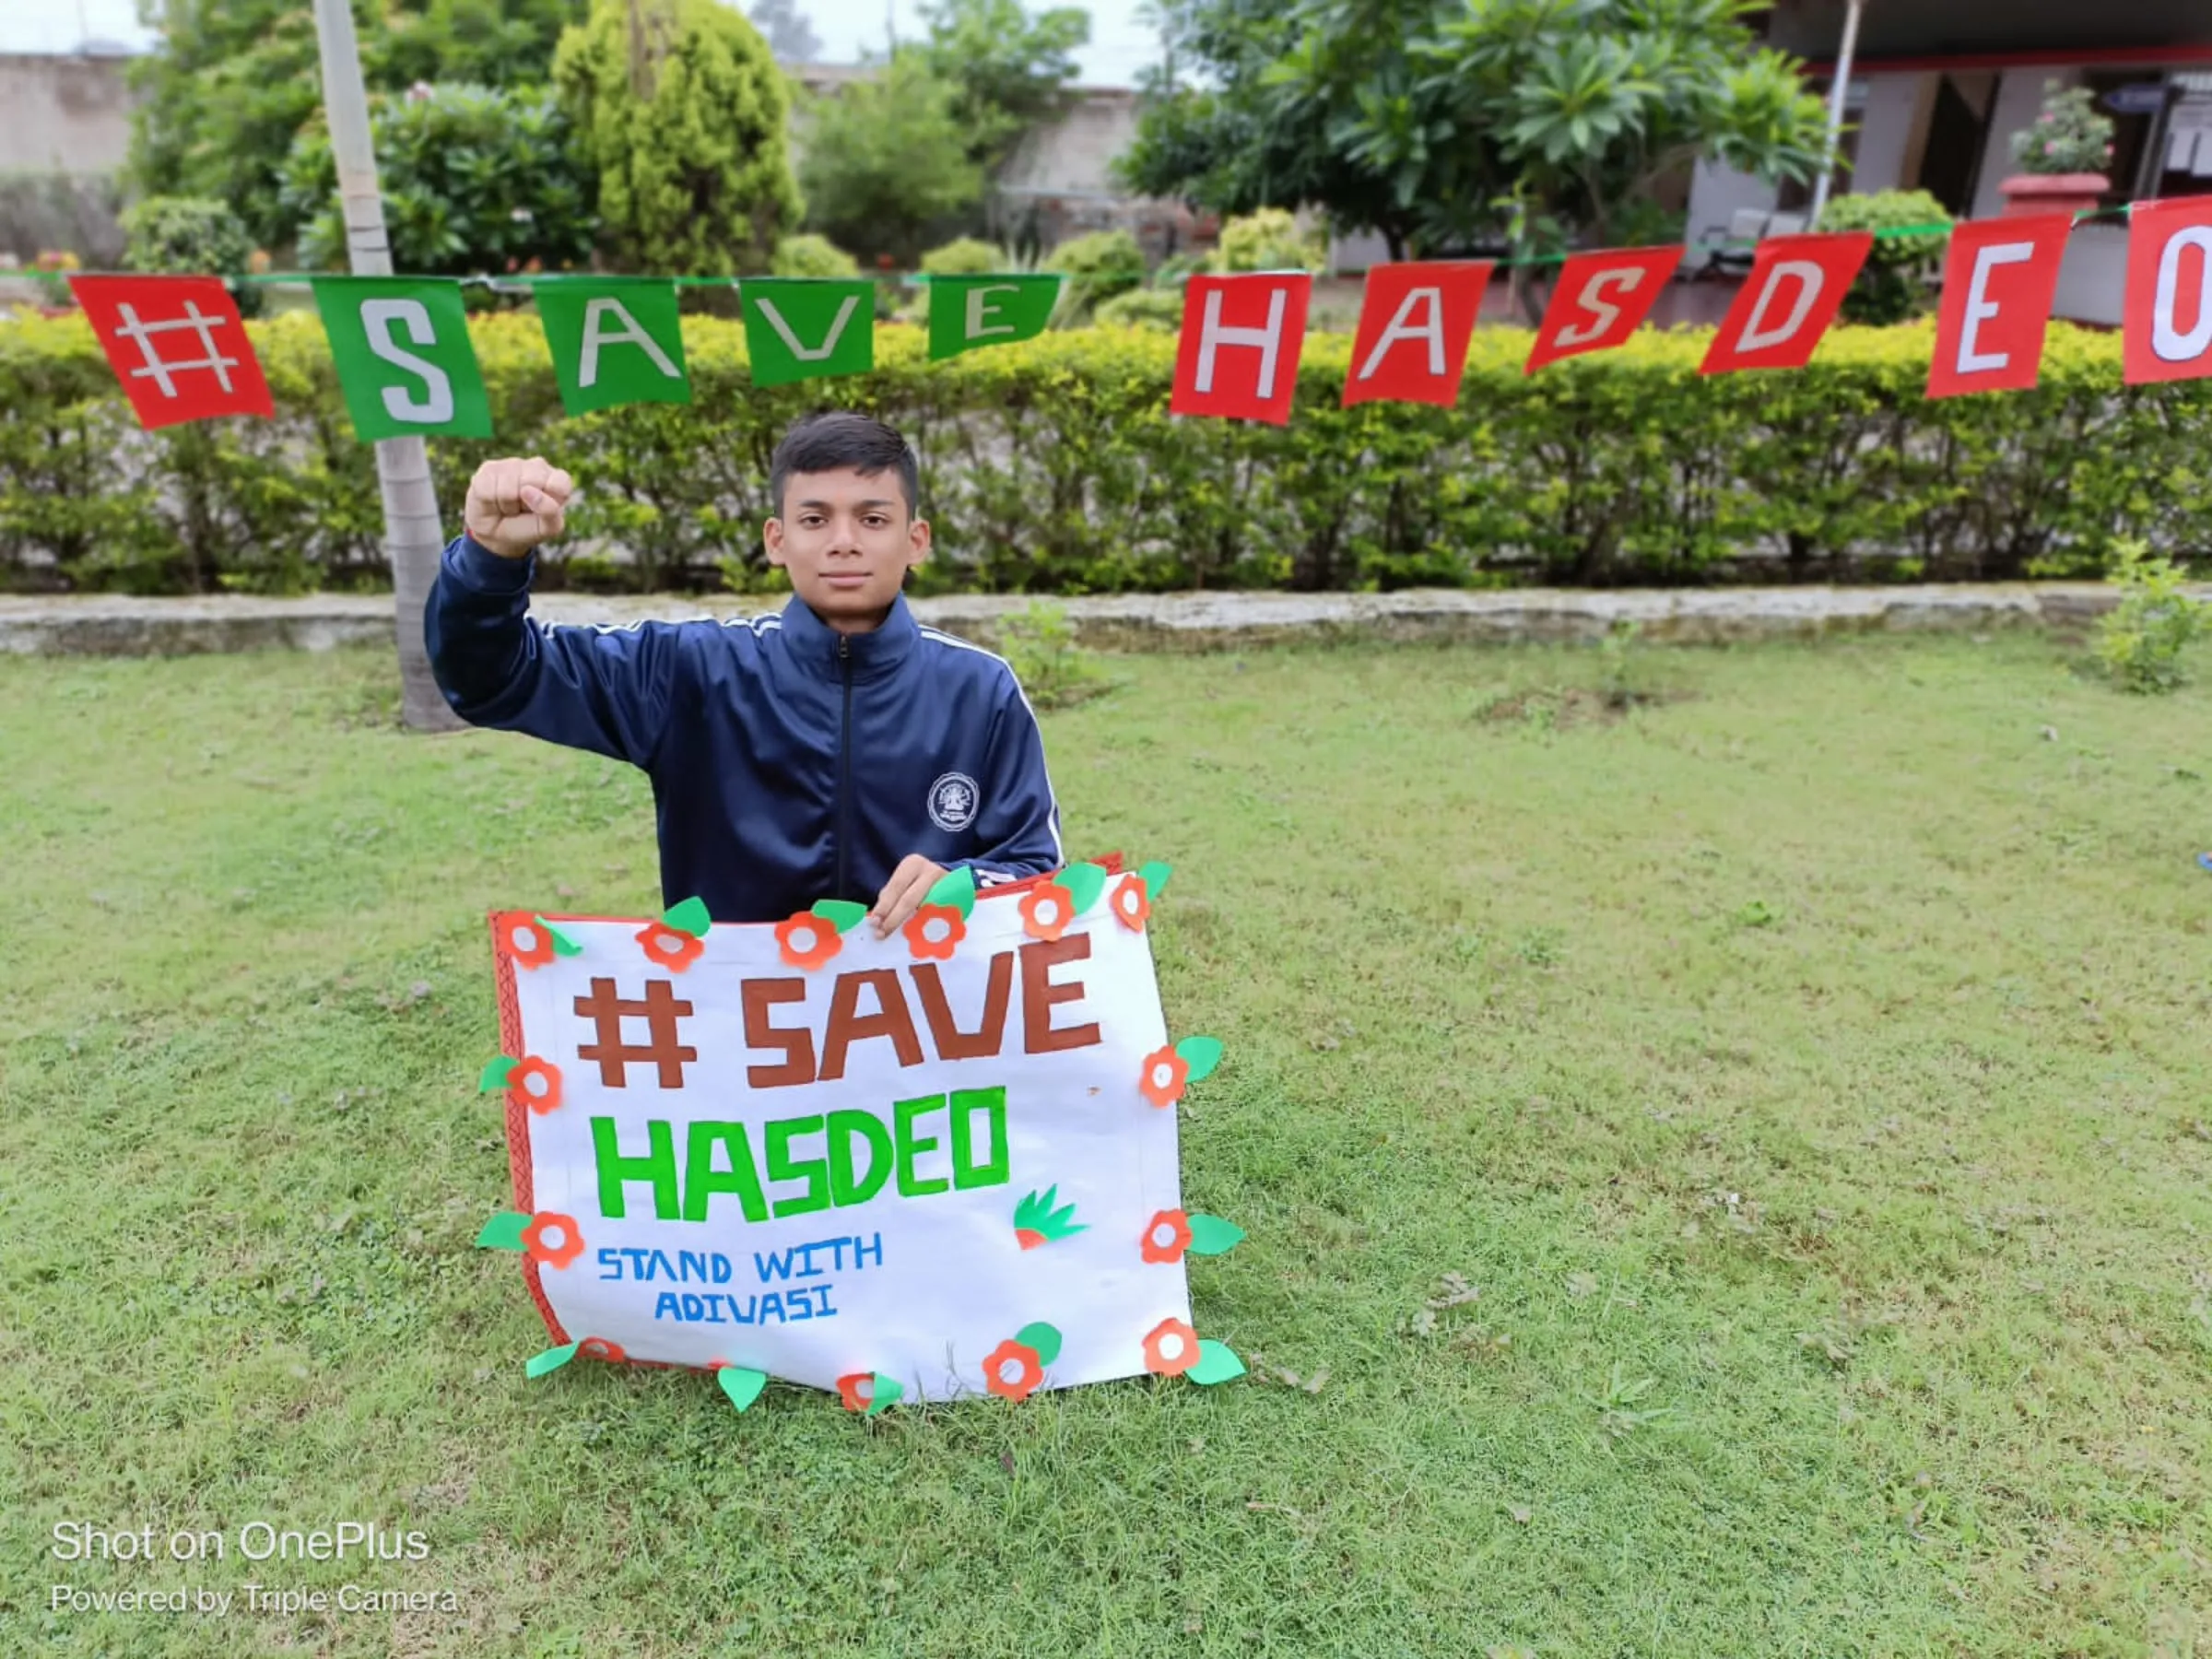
740,278,874,387
311,276,492,440
534,277,690,415
927,274,1063,361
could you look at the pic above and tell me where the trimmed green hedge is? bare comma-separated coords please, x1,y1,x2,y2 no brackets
3,310,2207,594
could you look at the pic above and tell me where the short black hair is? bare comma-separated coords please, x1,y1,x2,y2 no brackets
769,412,921,518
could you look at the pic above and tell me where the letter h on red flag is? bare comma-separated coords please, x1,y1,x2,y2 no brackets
1170,274,1312,424
68,275,274,430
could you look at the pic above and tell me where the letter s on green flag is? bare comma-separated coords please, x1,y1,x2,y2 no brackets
927,275,1062,361
534,277,690,416
311,276,492,440
740,278,874,387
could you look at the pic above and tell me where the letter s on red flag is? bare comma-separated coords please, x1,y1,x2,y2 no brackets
1699,232,1873,375
1170,273,1313,424
1525,246,1682,374
1341,261,1493,407
67,274,274,430
1926,216,2072,399
2124,194,2212,386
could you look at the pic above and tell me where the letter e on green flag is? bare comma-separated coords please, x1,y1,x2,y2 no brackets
312,277,492,441
927,275,1061,361
740,278,874,387
535,278,690,415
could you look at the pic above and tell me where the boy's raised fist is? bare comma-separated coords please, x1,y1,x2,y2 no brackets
464,456,574,559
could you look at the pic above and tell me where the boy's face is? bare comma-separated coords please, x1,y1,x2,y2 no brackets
763,467,930,632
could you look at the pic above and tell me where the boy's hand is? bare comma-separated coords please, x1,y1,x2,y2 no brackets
869,854,949,939
465,456,573,559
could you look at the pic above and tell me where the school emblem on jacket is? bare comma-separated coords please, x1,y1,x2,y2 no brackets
927,771,981,832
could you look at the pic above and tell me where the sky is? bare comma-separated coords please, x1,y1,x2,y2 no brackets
1,0,1164,87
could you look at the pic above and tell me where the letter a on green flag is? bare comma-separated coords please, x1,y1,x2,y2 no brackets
926,275,1062,361
312,276,492,441
535,277,690,415
741,278,874,387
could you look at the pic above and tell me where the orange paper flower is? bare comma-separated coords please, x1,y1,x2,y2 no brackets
903,903,966,961
982,1339,1044,1402
500,915,556,969
636,922,705,971
520,1211,584,1269
1111,875,1151,931
1140,1208,1193,1264
835,1371,878,1412
506,1055,563,1115
775,912,842,971
578,1337,627,1363
1019,882,1076,943
1142,1317,1201,1377
1138,1045,1191,1109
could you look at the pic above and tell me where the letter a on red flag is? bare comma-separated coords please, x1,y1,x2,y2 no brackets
2124,194,2212,386
1699,232,1873,375
1170,273,1312,424
68,274,274,429
1341,261,1493,407
1927,216,2072,399
1525,247,1682,373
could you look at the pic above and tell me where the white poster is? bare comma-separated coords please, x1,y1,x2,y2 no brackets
473,867,1245,1411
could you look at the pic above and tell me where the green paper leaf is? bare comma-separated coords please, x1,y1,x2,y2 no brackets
1012,1186,1088,1245
1059,862,1109,914
865,1372,904,1416
474,1211,530,1251
1185,1214,1246,1256
661,896,712,935
717,1366,769,1412
524,1341,580,1380
1139,860,1173,899
536,916,582,956
926,865,976,919
477,1056,517,1092
811,900,870,934
1185,1339,1246,1385
1176,1035,1225,1082
1015,1322,1064,1367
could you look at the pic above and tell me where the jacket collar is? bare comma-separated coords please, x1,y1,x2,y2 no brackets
777,590,920,683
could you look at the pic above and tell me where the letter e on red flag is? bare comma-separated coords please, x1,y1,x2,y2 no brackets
1700,232,1872,375
1927,216,2071,399
67,274,274,429
2124,194,2212,386
1526,247,1682,373
1170,273,1312,424
1341,261,1493,407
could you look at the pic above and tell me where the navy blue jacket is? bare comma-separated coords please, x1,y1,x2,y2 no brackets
424,535,1065,923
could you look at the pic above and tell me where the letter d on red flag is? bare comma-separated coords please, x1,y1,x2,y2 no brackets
1526,247,1682,373
2124,194,2212,385
1341,261,1493,407
1171,274,1312,424
1927,216,2071,399
1700,232,1872,374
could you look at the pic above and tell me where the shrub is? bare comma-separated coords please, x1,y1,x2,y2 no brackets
995,600,1112,709
794,56,984,266
119,195,265,318
769,233,861,277
1049,229,1142,324
1213,207,1324,274
921,237,1003,277
1092,289,1184,331
1817,190,1950,326
2097,540,2208,693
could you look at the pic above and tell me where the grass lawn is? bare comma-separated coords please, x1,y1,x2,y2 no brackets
3,631,2209,1658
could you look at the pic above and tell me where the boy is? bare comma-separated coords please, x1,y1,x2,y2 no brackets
424,411,1065,933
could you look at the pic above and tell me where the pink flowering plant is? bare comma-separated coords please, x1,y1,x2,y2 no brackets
2009,82,2116,175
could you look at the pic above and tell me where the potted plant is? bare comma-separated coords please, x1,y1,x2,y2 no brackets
2000,81,2116,218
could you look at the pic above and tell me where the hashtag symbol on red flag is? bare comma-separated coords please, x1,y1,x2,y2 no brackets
112,300,241,398
67,275,275,430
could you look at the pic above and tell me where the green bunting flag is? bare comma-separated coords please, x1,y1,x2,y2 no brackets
740,278,874,387
311,276,493,440
533,277,689,415
926,274,1062,361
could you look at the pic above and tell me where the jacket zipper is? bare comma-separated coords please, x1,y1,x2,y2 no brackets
835,633,853,900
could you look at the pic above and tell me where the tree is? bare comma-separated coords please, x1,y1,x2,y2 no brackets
912,0,1090,173
1120,0,1827,276
747,0,822,64
553,0,802,273
795,54,984,265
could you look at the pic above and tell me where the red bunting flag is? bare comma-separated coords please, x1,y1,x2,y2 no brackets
1699,232,1873,375
1170,273,1313,424
2123,194,2212,386
1341,261,1494,407
1927,216,2073,399
1526,247,1682,374
67,274,273,429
